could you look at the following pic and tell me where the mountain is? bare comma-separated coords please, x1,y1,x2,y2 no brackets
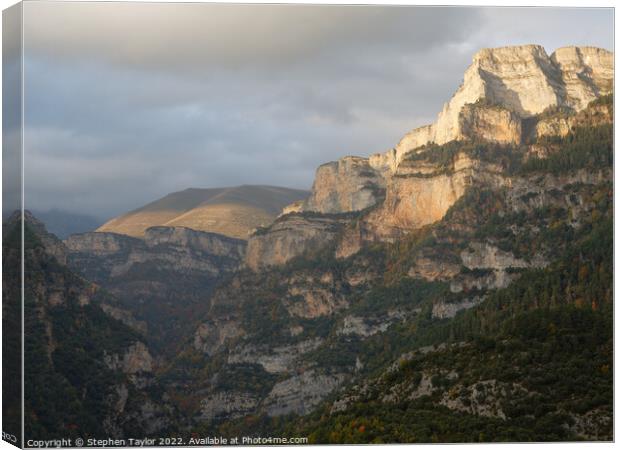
31,209,104,239
166,45,611,440
371,44,613,172
182,96,612,440
246,45,613,270
97,185,309,240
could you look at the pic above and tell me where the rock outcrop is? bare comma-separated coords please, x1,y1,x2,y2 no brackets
337,311,407,337
551,46,613,110
198,392,259,422
278,200,305,217
245,214,350,271
264,370,347,417
377,44,612,170
337,152,507,252
286,284,348,318
533,100,613,140
407,255,461,282
302,157,386,214
104,341,154,375
65,232,143,281
460,242,531,271
193,318,244,356
227,338,324,374
432,298,483,319
66,226,246,282
458,103,522,144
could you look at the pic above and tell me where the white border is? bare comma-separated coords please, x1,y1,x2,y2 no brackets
0,2,616,450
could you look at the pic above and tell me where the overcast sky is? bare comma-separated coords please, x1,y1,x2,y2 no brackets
20,3,613,219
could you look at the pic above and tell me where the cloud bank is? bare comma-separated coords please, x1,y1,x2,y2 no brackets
21,3,613,219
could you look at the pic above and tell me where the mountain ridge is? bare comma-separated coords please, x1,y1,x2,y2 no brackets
97,185,309,239
369,44,613,172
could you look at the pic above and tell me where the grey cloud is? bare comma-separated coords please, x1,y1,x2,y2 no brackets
24,3,482,72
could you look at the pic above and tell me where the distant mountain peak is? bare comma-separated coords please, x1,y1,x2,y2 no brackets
97,185,309,239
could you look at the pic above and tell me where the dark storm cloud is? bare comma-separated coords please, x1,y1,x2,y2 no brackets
23,4,480,71
21,3,613,219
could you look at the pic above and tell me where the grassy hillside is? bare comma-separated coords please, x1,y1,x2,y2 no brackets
97,185,309,239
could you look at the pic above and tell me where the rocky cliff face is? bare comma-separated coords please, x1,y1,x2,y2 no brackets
66,226,247,353
263,370,347,416
302,157,386,214
551,46,614,110
361,153,506,244
66,226,245,281
363,45,612,175
533,99,613,141
245,45,612,270
251,155,388,270
65,232,143,281
245,214,351,270
382,44,612,169
458,103,522,144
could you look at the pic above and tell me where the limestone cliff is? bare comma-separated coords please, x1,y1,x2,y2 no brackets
458,103,522,144
302,147,509,261
533,99,613,140
551,46,613,110
245,45,612,270
378,45,612,169
65,232,143,281
245,214,351,271
66,226,245,281
288,45,612,217
302,156,386,214
360,153,507,244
